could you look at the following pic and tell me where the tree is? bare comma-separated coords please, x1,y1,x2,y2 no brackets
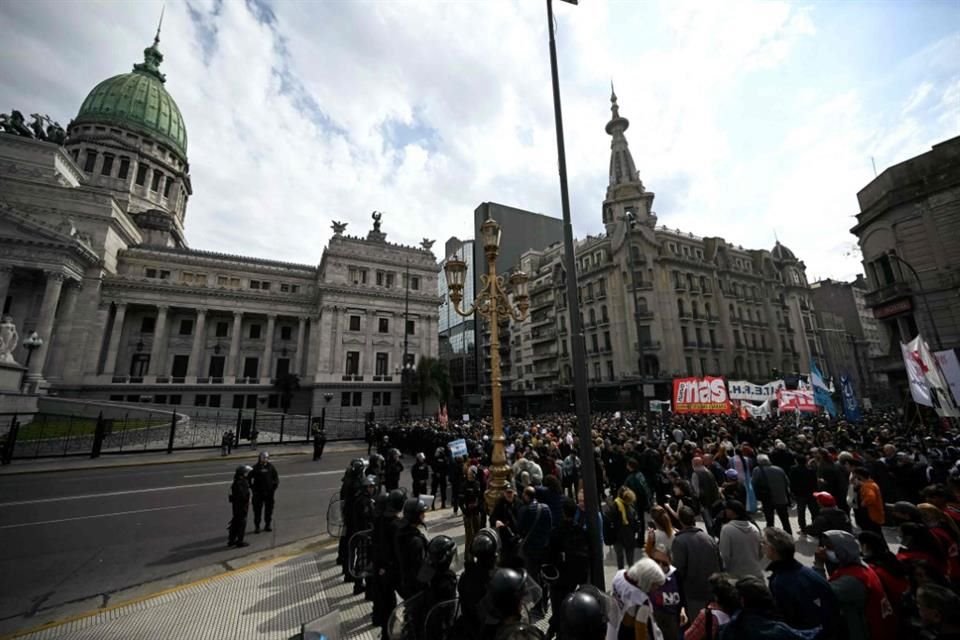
415,356,451,418
273,373,301,413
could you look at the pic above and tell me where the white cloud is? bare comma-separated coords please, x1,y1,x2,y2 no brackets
0,0,957,283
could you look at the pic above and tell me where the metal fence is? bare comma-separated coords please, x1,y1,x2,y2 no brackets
0,405,398,462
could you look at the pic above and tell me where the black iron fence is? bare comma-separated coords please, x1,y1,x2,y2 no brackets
0,405,398,462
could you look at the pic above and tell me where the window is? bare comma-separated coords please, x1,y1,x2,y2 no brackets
353,391,362,406
267,394,279,409
607,361,615,380
242,357,259,379
593,362,601,381
604,331,612,350
280,326,292,341
681,326,689,344
709,329,716,345
163,176,173,198
145,267,157,278
208,356,225,378
406,320,415,335
275,358,290,378
410,276,420,291
379,318,389,333
140,317,156,333
249,324,261,339
209,394,221,408
171,355,189,378
160,270,170,279
135,163,147,185
373,391,383,406
382,391,392,406
346,351,360,375
215,322,229,338
601,306,609,323
591,334,599,352
261,281,270,291
685,357,693,374
71,149,79,162
290,284,299,293
83,150,97,172
376,352,389,376
280,283,297,293
233,395,245,409
130,354,150,376
118,157,130,180
341,391,352,407
151,170,162,191
179,319,193,335
349,315,361,331
349,267,368,284
598,280,606,297
250,280,260,289
101,154,114,176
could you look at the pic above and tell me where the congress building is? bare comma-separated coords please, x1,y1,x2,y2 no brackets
0,32,439,417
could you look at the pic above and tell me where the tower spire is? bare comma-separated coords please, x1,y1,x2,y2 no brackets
604,83,640,190
155,5,165,46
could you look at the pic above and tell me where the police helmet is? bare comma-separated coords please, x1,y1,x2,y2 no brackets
389,448,401,458
235,464,252,476
386,489,407,516
557,586,608,640
369,453,384,465
362,474,377,488
471,527,500,564
373,492,389,518
488,568,527,616
426,534,457,568
349,458,366,474
402,497,428,522
416,452,426,462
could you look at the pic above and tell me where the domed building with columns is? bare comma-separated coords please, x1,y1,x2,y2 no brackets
0,31,439,417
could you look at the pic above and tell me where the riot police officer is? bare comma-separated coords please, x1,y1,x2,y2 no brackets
249,451,279,533
338,458,367,579
452,528,500,639
373,489,407,639
368,452,385,491
411,535,459,639
555,586,608,640
312,421,327,461
430,447,448,510
385,448,404,492
394,498,428,599
412,452,430,497
346,475,377,595
228,465,252,547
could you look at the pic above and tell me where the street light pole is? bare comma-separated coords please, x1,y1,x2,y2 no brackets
444,215,530,515
20,331,43,393
545,0,605,589
887,251,943,350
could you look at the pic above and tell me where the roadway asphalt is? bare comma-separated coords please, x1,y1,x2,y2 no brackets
0,448,362,630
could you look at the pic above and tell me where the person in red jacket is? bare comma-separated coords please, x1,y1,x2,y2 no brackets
918,502,960,585
896,522,948,576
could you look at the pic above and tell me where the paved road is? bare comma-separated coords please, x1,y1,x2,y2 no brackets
0,449,362,628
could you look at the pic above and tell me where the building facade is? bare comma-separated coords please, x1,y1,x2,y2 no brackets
500,90,818,409
0,33,439,416
851,135,960,396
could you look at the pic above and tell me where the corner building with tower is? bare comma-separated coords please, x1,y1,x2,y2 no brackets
0,33,439,416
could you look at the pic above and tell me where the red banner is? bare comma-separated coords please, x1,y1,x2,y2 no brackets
672,377,732,414
777,388,817,413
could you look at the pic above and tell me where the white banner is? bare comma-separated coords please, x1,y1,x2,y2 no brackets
934,349,960,406
741,400,773,418
902,336,960,417
727,379,785,402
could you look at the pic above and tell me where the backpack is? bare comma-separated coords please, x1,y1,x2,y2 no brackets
602,503,618,545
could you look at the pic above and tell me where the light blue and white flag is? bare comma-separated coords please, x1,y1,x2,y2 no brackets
810,361,837,417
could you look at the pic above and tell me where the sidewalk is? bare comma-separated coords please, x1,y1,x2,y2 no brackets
0,441,367,475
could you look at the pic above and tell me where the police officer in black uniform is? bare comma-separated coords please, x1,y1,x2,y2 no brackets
374,489,407,640
385,448,404,492
411,534,459,640
249,451,279,533
339,458,367,580
555,586,608,640
346,474,377,595
411,452,430,498
394,498,428,600
312,421,327,461
430,447,448,510
228,465,252,547
451,528,500,639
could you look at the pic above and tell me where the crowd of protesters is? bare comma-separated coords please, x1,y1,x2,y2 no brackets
345,408,960,639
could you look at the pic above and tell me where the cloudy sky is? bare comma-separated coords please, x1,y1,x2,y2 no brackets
1,0,957,281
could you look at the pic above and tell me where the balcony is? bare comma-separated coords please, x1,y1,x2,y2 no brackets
531,329,556,344
710,342,724,350
683,340,697,350
635,310,654,320
702,288,713,297
706,315,720,324
679,311,693,321
674,282,687,292
864,281,913,308
629,281,654,292
532,349,558,362
635,341,661,351
530,315,555,329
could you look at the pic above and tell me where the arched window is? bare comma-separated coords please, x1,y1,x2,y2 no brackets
589,308,597,326
678,299,685,316
705,302,712,317
601,305,609,322
692,301,699,318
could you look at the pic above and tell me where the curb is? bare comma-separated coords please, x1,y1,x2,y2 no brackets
0,442,367,476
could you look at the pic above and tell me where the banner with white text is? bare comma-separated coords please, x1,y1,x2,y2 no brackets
727,379,785,402
672,377,732,414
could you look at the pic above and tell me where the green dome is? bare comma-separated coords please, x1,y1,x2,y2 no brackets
74,37,187,161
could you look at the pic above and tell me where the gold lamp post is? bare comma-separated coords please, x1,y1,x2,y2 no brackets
444,215,530,513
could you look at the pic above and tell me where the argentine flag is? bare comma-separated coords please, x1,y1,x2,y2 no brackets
810,361,837,417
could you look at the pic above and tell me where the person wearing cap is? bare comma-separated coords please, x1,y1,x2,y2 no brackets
720,468,746,506
803,492,851,539
249,451,279,534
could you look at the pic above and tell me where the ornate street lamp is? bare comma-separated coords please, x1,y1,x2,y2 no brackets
21,331,43,393
444,214,530,513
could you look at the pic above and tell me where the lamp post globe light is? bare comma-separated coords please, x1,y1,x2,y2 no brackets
20,331,43,393
444,214,530,513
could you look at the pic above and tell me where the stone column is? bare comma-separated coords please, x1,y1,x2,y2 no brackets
148,305,169,376
189,308,207,378
28,271,65,379
45,279,82,381
0,265,12,309
295,316,306,375
226,311,243,378
103,303,128,377
261,314,276,380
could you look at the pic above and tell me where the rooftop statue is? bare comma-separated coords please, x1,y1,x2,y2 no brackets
331,220,347,236
0,110,33,138
371,210,382,233
420,238,435,251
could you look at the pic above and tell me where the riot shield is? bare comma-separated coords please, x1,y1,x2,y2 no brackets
326,496,345,538
423,598,459,640
387,592,424,640
348,529,374,579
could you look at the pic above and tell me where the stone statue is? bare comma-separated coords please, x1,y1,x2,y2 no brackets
371,210,382,233
420,238,435,251
7,111,33,138
0,315,19,365
331,220,347,236
29,114,48,141
44,115,66,144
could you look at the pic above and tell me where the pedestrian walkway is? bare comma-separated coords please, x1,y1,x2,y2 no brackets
6,508,848,640
0,441,366,476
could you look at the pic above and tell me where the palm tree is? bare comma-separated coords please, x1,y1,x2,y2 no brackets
273,373,301,413
415,357,451,418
